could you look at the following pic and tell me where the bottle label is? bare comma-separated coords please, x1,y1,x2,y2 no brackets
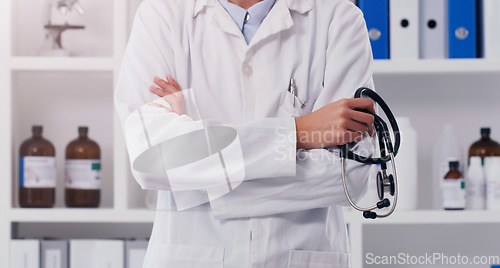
487,179,500,209
466,181,486,209
442,179,466,209
65,159,101,190
20,156,57,188
467,181,486,198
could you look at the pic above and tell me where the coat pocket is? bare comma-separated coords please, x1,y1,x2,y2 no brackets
277,90,304,118
287,250,351,268
143,243,224,268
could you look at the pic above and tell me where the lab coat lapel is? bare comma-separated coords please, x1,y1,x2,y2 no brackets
249,0,313,48
211,1,247,40
193,0,212,16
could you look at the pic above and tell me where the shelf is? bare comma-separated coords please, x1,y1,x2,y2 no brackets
10,208,500,225
10,57,115,71
373,59,500,75
344,209,500,225
9,208,156,223
9,58,499,74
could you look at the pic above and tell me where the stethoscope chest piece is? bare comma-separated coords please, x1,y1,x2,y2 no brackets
377,169,395,200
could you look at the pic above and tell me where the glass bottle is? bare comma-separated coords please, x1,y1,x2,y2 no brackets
433,124,463,209
19,125,56,208
442,161,466,210
65,126,101,207
468,127,500,164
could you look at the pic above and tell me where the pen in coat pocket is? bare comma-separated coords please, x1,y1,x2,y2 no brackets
288,78,305,108
300,84,323,117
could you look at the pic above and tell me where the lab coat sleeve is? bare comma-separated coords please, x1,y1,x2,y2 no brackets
210,2,375,219
115,2,297,196
115,1,176,121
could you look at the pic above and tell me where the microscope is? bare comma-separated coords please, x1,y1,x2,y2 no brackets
39,0,85,56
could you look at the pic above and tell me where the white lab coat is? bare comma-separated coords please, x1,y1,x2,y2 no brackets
115,0,375,267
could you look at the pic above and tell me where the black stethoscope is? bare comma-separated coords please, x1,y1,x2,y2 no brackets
339,87,400,219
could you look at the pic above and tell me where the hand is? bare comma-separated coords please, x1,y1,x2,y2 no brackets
295,98,375,149
148,75,185,116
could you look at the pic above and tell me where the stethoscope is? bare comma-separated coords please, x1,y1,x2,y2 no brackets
339,87,400,219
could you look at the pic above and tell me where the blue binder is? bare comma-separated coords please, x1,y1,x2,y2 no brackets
358,0,389,59
448,0,477,58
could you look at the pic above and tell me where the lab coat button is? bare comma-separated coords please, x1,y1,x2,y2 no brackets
242,64,253,77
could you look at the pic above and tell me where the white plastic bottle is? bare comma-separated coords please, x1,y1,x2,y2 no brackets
394,117,418,210
486,157,500,210
432,124,463,209
466,156,486,210
484,157,493,178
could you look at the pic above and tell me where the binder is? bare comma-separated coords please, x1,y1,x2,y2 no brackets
41,240,68,268
11,239,40,268
419,0,447,59
125,240,148,268
390,0,419,59
448,0,477,58
481,0,500,58
358,0,389,59
70,240,124,268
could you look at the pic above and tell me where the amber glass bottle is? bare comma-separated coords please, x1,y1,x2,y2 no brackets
65,126,101,207
19,125,56,208
442,161,466,210
468,128,500,164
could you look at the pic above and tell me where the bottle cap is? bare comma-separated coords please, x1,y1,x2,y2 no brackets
449,161,459,168
481,127,491,135
78,126,88,134
32,125,43,133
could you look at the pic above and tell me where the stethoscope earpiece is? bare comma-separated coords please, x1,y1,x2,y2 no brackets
363,211,378,219
340,87,400,219
377,198,391,209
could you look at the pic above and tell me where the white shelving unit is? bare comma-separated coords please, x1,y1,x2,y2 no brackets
8,209,156,223
346,210,500,225
345,209,500,268
10,57,115,71
373,59,500,74
0,0,141,266
1,1,500,267
0,0,13,267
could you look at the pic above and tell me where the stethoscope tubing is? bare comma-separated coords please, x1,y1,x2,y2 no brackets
340,87,400,219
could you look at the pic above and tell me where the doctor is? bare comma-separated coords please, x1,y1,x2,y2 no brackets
115,0,375,267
